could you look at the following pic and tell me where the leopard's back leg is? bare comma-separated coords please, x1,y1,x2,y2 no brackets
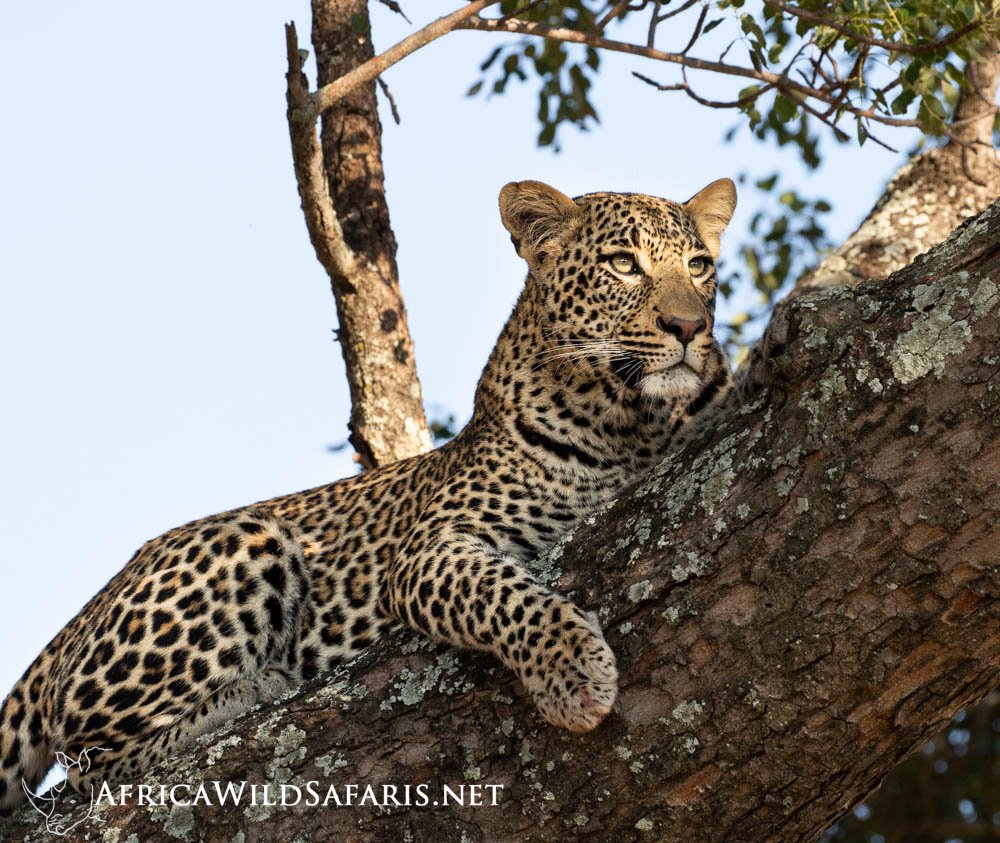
23,509,308,803
0,661,56,814
67,668,292,791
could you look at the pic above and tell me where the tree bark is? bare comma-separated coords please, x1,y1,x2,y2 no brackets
289,1,433,469
3,194,997,842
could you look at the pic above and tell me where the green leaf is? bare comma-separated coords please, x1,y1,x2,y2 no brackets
773,94,797,124
903,61,923,85
480,47,503,72
466,81,483,97
888,88,914,114
778,190,805,210
350,13,368,34
922,93,948,121
741,14,766,47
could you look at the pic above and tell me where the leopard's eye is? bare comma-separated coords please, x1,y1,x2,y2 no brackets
609,253,638,275
688,256,710,277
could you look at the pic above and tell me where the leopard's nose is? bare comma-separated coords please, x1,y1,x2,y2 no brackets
655,315,706,346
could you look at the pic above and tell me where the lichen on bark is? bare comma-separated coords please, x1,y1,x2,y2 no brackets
4,197,998,843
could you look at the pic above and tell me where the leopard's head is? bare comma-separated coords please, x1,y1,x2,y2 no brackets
500,179,736,401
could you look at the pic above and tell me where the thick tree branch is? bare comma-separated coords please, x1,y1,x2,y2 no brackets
950,36,1000,188
285,6,433,468
954,38,1000,144
5,197,998,843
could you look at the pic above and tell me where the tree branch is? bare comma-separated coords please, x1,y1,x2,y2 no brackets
595,0,633,34
295,1,993,154
632,70,776,111
307,0,500,120
285,23,358,283
456,14,931,133
285,6,433,468
789,40,1000,299
762,0,987,56
949,37,1000,165
5,193,999,843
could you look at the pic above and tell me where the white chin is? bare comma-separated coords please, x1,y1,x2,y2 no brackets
638,366,702,401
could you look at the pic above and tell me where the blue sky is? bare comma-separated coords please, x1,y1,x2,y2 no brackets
0,1,915,712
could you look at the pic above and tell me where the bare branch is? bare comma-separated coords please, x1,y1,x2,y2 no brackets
284,22,358,281
656,0,700,24
595,0,632,34
375,0,411,25
858,124,898,152
501,0,548,23
645,0,702,48
680,4,708,56
842,43,869,96
646,0,661,49
632,70,774,110
377,76,401,124
309,0,500,120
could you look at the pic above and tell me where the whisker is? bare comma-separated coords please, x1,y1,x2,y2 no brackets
528,342,624,373
528,339,623,359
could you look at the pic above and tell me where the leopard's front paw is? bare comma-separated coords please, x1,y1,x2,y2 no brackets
521,609,618,733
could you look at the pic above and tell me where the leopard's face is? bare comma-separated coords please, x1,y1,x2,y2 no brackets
500,179,737,402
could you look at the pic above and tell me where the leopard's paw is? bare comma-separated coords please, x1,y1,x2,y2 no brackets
522,609,618,733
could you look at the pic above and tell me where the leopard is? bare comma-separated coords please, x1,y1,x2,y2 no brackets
0,177,736,813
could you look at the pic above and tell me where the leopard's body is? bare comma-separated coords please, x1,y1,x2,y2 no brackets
0,178,736,811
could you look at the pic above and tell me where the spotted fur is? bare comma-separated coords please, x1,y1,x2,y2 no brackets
0,179,736,811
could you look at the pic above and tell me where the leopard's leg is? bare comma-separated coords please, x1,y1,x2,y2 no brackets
52,509,308,792
68,668,292,790
0,663,56,814
383,529,617,733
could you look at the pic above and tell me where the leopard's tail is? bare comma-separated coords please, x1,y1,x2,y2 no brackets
0,663,55,816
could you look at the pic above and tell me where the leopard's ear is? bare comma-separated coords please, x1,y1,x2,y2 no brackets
499,181,581,264
684,178,737,260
